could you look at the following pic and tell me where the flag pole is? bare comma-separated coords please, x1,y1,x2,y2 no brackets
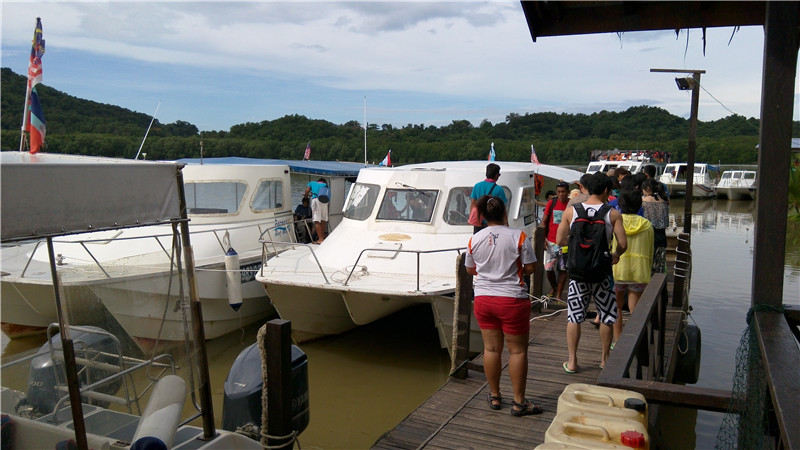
19,81,31,152
363,96,367,166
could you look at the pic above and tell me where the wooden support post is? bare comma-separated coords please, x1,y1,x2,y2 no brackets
266,319,294,448
531,227,546,308
450,253,473,379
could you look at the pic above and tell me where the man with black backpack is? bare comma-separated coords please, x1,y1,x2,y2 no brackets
555,172,627,373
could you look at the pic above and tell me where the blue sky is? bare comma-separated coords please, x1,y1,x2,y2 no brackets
2,2,796,133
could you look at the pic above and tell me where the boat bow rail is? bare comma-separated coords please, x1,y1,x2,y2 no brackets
258,219,465,291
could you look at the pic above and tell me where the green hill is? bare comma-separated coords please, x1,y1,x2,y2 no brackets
3,67,788,164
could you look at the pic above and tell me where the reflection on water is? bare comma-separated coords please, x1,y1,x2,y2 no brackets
666,199,799,448
2,197,798,449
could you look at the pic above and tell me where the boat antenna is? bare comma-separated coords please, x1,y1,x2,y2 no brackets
363,96,367,166
135,101,161,160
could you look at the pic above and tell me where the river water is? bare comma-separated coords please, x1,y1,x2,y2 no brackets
2,195,798,449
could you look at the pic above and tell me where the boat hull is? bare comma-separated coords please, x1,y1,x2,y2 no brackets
715,186,755,201
264,282,432,343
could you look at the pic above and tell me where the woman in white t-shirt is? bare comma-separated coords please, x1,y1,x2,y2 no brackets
465,195,542,417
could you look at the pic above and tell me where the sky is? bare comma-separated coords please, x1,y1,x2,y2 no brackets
2,1,798,133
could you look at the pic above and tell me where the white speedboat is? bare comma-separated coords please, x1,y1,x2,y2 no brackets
1,152,271,449
715,169,757,200
658,162,719,198
255,161,583,351
1,156,296,345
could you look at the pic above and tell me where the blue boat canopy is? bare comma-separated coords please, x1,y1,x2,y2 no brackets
177,157,370,177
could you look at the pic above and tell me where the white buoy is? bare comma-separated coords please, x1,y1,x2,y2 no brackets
225,246,243,311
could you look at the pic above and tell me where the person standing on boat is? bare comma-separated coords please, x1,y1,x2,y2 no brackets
641,178,669,274
556,172,627,372
304,178,329,244
470,163,507,233
465,195,542,417
539,181,571,300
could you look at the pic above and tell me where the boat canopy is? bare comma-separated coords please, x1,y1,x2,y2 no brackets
1,152,183,242
177,157,369,177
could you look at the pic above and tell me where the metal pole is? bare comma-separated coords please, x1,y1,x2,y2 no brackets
176,169,217,439
684,72,701,234
47,238,89,450
649,68,706,234
363,96,368,165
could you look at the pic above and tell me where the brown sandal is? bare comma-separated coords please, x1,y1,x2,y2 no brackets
510,399,543,417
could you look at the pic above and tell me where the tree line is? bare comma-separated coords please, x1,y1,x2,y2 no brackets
3,67,796,165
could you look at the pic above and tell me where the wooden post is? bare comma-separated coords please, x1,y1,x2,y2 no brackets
266,319,294,448
751,1,798,308
531,226,546,307
450,253,473,379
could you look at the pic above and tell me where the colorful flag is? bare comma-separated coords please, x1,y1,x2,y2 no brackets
489,142,496,161
378,149,391,167
531,144,540,164
28,86,46,154
28,18,45,88
303,141,311,160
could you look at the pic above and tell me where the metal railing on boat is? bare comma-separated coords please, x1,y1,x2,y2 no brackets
258,218,465,291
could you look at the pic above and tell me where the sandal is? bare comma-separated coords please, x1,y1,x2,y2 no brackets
487,394,502,410
510,399,543,417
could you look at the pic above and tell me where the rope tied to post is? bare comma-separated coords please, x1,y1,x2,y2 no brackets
257,323,299,450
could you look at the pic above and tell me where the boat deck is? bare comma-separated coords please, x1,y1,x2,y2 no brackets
372,303,684,448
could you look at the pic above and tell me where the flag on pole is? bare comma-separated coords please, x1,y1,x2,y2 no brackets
28,18,45,88
530,144,540,164
28,86,46,154
303,141,311,160
378,149,391,167
488,142,496,161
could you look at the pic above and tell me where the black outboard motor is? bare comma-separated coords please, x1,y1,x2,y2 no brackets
222,343,309,436
27,326,123,415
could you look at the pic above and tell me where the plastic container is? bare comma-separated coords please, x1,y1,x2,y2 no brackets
534,443,584,449
557,383,647,426
545,410,649,449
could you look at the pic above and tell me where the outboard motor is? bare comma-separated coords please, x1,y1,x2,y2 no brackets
27,326,123,415
222,343,309,436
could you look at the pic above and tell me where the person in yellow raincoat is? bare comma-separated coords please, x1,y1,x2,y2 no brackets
611,189,653,344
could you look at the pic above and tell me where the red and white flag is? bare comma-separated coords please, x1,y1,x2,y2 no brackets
303,141,311,160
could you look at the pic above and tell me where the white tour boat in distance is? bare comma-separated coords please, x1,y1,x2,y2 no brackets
658,162,720,198
255,160,583,351
715,169,757,200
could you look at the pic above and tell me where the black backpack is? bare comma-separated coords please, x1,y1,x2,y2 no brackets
567,203,613,283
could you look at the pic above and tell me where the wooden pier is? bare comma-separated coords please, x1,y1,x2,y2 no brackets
374,301,684,449
374,232,692,449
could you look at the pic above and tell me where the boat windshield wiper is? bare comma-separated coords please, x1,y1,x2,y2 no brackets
395,182,431,197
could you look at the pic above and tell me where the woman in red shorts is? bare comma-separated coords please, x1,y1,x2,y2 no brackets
465,195,542,417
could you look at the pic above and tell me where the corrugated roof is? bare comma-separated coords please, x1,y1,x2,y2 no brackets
176,157,370,177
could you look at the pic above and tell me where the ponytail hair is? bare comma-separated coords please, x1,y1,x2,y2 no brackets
477,195,505,223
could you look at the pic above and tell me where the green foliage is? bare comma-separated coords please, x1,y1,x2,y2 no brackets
2,67,795,166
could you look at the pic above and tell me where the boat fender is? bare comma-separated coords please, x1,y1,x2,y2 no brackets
675,323,702,384
225,247,243,311
131,375,186,450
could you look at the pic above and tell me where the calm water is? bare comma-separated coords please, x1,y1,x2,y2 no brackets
2,195,799,449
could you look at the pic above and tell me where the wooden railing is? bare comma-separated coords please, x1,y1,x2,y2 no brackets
753,306,800,449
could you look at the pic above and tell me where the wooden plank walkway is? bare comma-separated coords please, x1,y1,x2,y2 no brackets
373,304,684,449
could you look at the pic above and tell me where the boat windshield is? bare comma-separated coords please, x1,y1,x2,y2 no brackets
443,187,472,225
376,189,439,222
721,172,732,179
344,182,380,220
185,181,246,215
